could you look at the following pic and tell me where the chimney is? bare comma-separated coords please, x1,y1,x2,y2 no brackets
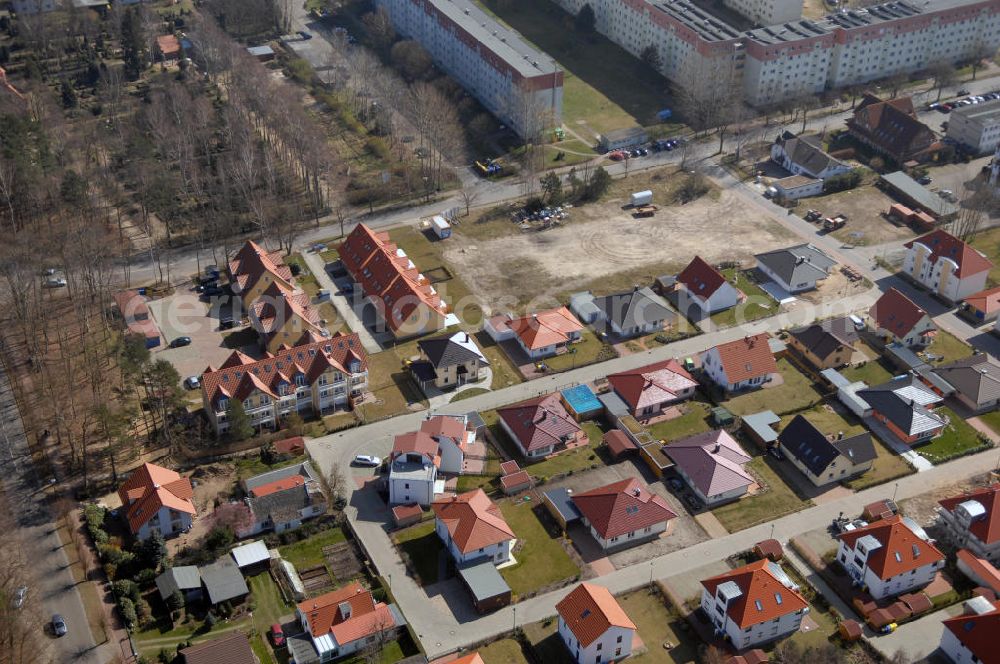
632,487,641,497
338,601,353,620
633,284,640,292
713,443,721,453
464,332,470,343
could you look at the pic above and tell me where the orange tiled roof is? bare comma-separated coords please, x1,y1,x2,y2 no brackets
507,306,583,350
431,489,515,554
571,478,676,540
250,475,305,498
710,333,777,384
939,484,1000,546
250,281,322,343
297,581,396,647
700,560,809,629
837,515,945,580
556,583,636,648
451,654,485,664
227,240,294,298
117,463,196,534
963,286,1000,316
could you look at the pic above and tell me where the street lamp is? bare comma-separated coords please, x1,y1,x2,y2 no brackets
512,605,517,633
892,482,899,502
649,560,654,585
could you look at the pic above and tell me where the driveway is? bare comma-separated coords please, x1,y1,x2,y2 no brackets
871,605,964,662
301,251,381,353
863,416,934,472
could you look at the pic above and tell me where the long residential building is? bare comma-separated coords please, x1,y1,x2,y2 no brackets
547,0,1000,108
373,0,563,138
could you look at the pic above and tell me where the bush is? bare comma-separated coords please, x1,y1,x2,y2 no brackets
118,597,138,629
366,136,391,161
112,579,141,604
134,567,157,585
823,168,864,193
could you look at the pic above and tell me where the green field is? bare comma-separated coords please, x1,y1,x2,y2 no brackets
709,270,778,328
721,359,824,416
499,499,580,598
647,399,714,442
276,527,347,571
918,407,991,464
543,330,616,372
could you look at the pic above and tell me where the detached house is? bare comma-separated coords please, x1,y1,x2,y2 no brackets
939,598,1000,664
701,333,778,393
933,354,1000,413
571,478,677,550
497,392,586,458
556,583,637,664
570,287,676,338
200,333,368,436
847,94,939,164
118,462,196,540
339,224,448,339
486,307,584,359
432,489,516,567
665,430,754,506
786,317,859,370
937,484,1000,565
835,515,945,599
228,240,296,308
410,331,489,393
606,359,697,420
241,462,326,536
675,256,740,314
869,288,937,348
294,582,402,662
857,375,946,445
771,131,852,180
390,414,478,506
700,560,810,650
902,230,993,303
777,415,876,487
960,285,1000,324
754,244,835,293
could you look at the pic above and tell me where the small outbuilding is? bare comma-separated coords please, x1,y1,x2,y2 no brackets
838,619,863,642
543,487,582,531
457,560,511,613
603,429,637,460
753,539,784,561
561,384,603,421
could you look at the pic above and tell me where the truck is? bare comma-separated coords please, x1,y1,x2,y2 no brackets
630,190,653,207
823,213,848,231
431,215,451,239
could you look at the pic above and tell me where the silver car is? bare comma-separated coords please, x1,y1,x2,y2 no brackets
12,586,26,609
51,614,67,637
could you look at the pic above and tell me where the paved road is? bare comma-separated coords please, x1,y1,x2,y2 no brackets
0,367,106,664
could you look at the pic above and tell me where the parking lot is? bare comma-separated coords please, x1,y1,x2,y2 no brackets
542,457,711,570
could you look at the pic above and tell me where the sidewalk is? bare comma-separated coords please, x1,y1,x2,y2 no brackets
301,251,381,354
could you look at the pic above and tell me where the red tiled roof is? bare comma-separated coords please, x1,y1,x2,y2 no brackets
837,515,945,580
420,414,468,444
273,436,305,455
905,229,994,279
556,583,636,648
939,484,1000,545
392,503,423,524
200,333,367,410
250,281,322,342
250,475,305,498
297,581,396,647
391,431,440,465
156,34,181,57
451,654,485,664
431,489,514,554
500,471,532,491
507,307,583,350
869,288,931,338
942,600,1000,664
677,255,727,299
848,94,936,161
957,549,1000,595
709,333,777,384
607,359,696,411
963,286,1000,315
603,430,637,458
496,392,582,454
338,224,447,332
700,560,809,629
180,632,255,664
117,463,196,534
499,460,521,475
228,240,294,299
572,478,676,540
754,539,784,561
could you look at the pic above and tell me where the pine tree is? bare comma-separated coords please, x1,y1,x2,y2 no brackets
225,399,254,441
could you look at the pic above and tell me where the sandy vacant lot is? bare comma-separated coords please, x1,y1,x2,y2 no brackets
444,189,796,311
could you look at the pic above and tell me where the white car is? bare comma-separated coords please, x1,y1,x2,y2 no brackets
353,455,381,467
12,586,26,609
43,277,67,288
183,376,201,390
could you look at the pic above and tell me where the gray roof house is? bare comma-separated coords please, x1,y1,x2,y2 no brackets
242,461,326,537
778,414,876,486
771,131,852,180
155,566,202,601
570,287,676,339
199,556,249,605
933,354,1000,413
754,244,836,294
410,331,489,392
242,461,317,494
857,376,946,445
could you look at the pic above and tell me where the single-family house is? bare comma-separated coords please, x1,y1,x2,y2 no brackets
960,285,1000,324
933,354,1000,413
700,559,810,650
179,632,256,664
410,331,489,393
497,392,587,458
338,224,448,339
432,489,516,566
556,583,637,664
228,240,296,309
242,464,326,536
754,244,835,293
199,556,250,606
777,414,876,487
675,256,740,314
701,333,778,393
200,333,368,436
606,359,697,420
571,478,677,550
902,229,993,302
939,597,1000,664
857,375,946,445
786,317,859,369
570,287,676,339
387,414,480,505
155,566,202,603
490,307,584,359
868,288,937,348
118,462,196,541
937,484,1000,565
664,430,754,506
847,94,939,164
294,582,401,662
770,131,852,180
156,34,181,63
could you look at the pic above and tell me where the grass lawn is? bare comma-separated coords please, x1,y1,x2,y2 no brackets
480,638,530,664
970,226,1000,286
844,434,915,489
450,387,491,402
543,330,617,372
779,403,865,437
356,346,429,421
477,333,524,389
647,399,714,442
135,615,253,657
249,573,292,628
392,520,442,586
619,588,700,664
918,407,991,464
925,329,973,364
712,456,811,532
498,499,580,598
776,564,839,652
481,411,606,481
234,454,306,481
976,409,1000,438
545,140,597,167
840,357,894,386
709,270,778,328
721,359,824,417
277,527,347,571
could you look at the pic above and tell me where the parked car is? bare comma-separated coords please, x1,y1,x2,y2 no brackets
42,267,58,276
12,586,27,609
917,175,932,185
353,454,381,467
804,209,821,222
608,150,626,161
183,376,201,390
219,316,236,330
270,623,285,647
51,614,67,637
298,30,312,40
170,336,192,348
43,277,67,288
311,243,328,253
958,88,971,95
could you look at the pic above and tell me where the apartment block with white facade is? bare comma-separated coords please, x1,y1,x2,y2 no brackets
937,485,1000,565
374,0,563,139
725,0,803,25
902,229,994,303
947,99,1000,154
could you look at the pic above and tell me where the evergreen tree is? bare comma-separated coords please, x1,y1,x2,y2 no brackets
121,8,147,81
225,399,254,441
